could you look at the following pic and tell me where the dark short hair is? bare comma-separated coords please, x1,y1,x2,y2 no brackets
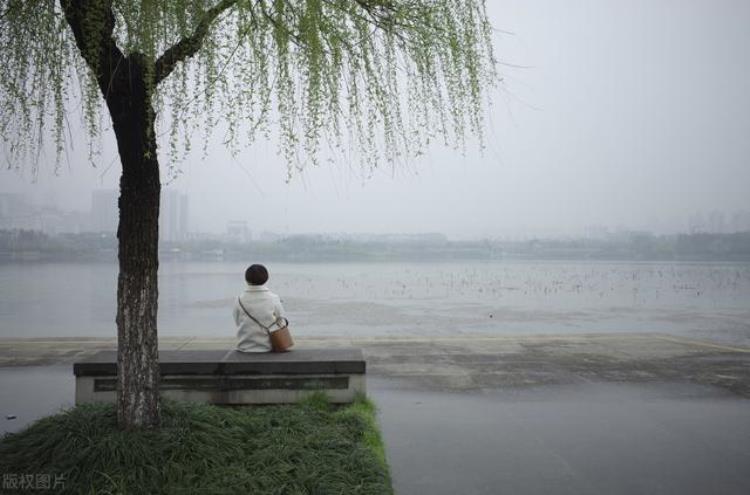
245,264,269,286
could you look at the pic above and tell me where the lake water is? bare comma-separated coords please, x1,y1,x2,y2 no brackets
1,260,749,344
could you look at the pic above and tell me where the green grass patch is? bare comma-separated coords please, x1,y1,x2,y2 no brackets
0,393,392,494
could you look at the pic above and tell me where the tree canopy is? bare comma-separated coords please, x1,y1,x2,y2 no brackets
1,0,496,179
2,0,498,429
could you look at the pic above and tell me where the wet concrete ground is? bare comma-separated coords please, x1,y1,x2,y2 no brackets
1,333,749,493
369,379,750,495
0,366,74,435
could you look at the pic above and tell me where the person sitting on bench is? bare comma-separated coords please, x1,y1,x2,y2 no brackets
233,264,286,353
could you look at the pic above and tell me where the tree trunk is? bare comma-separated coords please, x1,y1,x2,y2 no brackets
60,0,235,430
107,54,161,429
60,1,163,429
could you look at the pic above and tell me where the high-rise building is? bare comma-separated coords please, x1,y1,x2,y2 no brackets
90,190,119,233
160,190,189,242
0,193,35,230
89,189,189,240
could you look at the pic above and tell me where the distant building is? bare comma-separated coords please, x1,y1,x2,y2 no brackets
256,231,281,242
584,225,611,240
38,208,90,235
90,189,189,240
160,190,189,242
0,193,30,218
730,210,750,233
688,212,706,234
707,210,726,234
90,190,119,233
227,220,252,243
0,193,36,230
0,193,90,234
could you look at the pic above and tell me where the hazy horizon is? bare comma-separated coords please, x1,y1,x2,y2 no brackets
2,0,750,240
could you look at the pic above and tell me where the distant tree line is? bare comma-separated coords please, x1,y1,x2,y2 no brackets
510,232,750,262
2,229,750,262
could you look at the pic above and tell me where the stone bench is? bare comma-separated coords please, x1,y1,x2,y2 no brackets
73,348,366,405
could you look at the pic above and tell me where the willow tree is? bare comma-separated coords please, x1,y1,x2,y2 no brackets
0,0,496,428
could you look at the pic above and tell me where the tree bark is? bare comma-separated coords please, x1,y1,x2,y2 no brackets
108,54,161,430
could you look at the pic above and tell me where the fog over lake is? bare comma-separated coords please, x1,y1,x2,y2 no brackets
2,260,748,345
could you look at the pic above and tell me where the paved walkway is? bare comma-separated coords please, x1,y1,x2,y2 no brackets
2,332,748,397
2,333,749,494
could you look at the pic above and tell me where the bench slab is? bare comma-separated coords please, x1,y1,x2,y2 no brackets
74,349,366,405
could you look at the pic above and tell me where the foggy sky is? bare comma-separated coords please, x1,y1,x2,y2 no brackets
2,0,750,239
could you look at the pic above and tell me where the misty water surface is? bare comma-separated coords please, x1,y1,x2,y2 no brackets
0,260,748,344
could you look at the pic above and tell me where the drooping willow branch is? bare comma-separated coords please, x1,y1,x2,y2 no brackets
155,0,238,85
0,0,497,179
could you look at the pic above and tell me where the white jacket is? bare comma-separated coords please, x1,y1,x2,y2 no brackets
233,285,285,353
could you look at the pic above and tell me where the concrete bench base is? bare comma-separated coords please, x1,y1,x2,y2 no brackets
74,349,366,405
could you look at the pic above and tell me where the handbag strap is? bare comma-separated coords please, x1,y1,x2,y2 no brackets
237,297,271,336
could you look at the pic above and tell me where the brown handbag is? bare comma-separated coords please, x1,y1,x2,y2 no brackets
237,298,294,352
267,317,294,353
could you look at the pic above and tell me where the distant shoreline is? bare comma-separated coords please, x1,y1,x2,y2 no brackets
2,229,750,263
